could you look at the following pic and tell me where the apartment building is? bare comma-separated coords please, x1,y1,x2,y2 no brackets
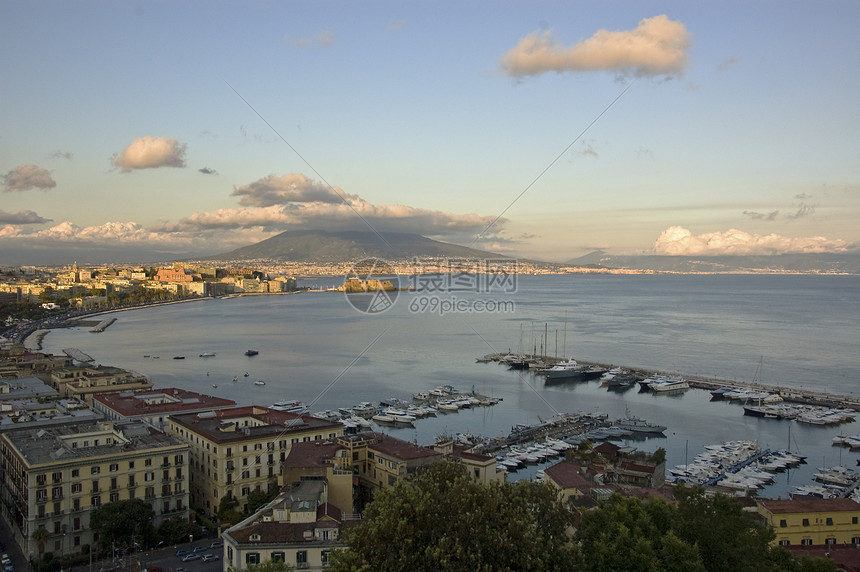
336,432,443,490
0,421,190,559
167,407,344,518
758,498,860,547
92,388,236,432
50,365,153,404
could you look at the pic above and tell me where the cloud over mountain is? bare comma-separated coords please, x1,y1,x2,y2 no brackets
654,226,849,256
501,15,690,78
111,136,187,172
2,164,57,192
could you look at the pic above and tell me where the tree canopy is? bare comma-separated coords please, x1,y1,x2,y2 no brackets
89,498,155,552
328,460,578,571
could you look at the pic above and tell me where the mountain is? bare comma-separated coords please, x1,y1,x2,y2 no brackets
565,251,860,274
208,230,508,263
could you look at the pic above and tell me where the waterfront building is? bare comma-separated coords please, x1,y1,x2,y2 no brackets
432,439,505,485
278,440,355,517
92,388,236,432
336,432,443,491
50,365,153,404
757,498,860,547
0,420,190,559
166,407,344,518
544,462,590,505
222,480,353,571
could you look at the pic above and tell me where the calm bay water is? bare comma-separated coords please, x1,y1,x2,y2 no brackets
40,274,860,499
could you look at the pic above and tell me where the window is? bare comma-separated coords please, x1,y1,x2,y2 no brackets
109,492,119,503
129,475,136,487
271,552,284,563
145,458,152,466
826,517,833,526
854,517,859,525
91,496,101,507
52,487,63,499
52,472,62,483
74,517,81,531
826,538,836,545
296,551,307,565
91,480,100,493
111,478,118,490
72,483,82,493
71,469,79,478
852,536,860,544
91,466,100,475
110,463,119,472
128,461,135,470
779,519,787,528
801,538,813,546
73,498,80,511
145,472,155,482
802,518,809,527
245,553,259,566
37,474,47,485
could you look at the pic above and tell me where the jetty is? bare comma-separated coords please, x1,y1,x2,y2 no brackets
477,353,860,412
89,317,116,333
63,348,94,362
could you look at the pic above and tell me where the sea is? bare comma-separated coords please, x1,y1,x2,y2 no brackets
38,273,860,500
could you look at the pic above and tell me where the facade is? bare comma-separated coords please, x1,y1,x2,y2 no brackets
92,388,236,432
758,498,860,547
0,421,190,559
167,407,344,518
222,480,353,571
544,462,590,505
279,441,355,516
433,440,505,485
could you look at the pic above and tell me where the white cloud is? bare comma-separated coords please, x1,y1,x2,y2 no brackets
111,136,187,172
501,15,690,78
2,164,57,192
654,226,849,256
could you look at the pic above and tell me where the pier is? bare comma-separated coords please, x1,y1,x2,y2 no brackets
478,353,860,412
89,317,116,333
63,348,94,362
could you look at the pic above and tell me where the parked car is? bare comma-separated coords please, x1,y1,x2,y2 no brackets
209,541,223,549
175,549,189,558
202,555,220,563
181,554,201,562
192,546,207,553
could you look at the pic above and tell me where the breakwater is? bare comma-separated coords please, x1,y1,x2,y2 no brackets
479,353,860,412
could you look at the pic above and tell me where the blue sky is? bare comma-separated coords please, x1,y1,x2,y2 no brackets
1,1,859,264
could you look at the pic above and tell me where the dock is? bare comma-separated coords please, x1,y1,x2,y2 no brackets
89,317,116,333
63,348,94,362
478,353,860,412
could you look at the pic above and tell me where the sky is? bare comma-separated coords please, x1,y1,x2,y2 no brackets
1,1,859,265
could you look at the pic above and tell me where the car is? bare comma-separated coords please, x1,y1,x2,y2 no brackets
209,542,223,549
175,549,189,558
201,555,220,563
181,554,201,562
192,546,207,553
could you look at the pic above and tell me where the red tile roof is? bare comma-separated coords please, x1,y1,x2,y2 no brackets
759,498,860,514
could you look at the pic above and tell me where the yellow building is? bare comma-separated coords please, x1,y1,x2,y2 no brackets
337,432,442,490
0,421,190,559
167,407,344,518
758,498,860,546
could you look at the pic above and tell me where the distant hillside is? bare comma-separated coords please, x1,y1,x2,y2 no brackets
208,230,508,263
566,251,860,274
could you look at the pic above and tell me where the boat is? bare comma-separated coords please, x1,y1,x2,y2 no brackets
254,380,266,386
245,349,259,356
613,415,667,434
199,352,216,357
270,400,308,414
371,412,396,424
646,375,689,394
243,371,250,377
543,359,588,381
383,408,417,424
173,356,185,360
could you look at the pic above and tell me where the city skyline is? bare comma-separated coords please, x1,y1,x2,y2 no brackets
2,2,859,265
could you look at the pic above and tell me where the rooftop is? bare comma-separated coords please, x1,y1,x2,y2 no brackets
93,387,236,417
169,406,343,444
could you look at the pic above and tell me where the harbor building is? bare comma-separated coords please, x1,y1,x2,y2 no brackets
757,498,860,547
92,388,237,432
222,480,353,571
0,421,190,559
336,432,443,491
166,407,344,519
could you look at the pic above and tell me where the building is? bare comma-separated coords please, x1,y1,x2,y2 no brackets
337,432,443,491
167,407,344,518
432,440,505,485
50,365,153,404
279,441,355,516
544,462,591,505
222,480,354,570
92,388,236,432
0,421,190,559
758,498,860,547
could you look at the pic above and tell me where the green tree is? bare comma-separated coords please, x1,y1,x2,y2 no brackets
218,496,243,526
673,486,775,572
90,499,156,552
157,515,198,545
329,460,577,571
246,488,278,515
31,525,50,559
231,559,294,572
